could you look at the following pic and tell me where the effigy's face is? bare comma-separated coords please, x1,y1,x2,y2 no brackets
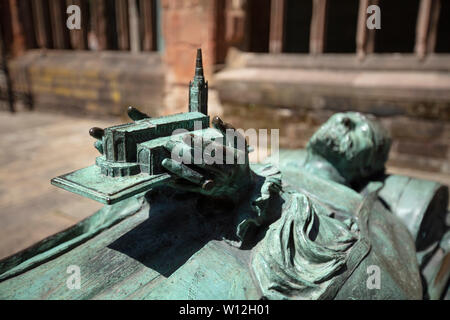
308,112,388,182
310,112,374,160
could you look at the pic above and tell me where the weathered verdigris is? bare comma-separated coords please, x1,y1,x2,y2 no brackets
0,163,281,299
50,49,212,205
0,51,448,300
1,112,445,300
259,112,448,299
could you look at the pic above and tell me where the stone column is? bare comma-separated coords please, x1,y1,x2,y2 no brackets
140,0,156,51
116,0,130,50
31,0,53,49
89,0,108,50
310,0,327,55
128,0,141,53
49,0,70,49
269,0,285,53
415,0,441,59
6,0,27,56
356,0,379,59
66,0,88,50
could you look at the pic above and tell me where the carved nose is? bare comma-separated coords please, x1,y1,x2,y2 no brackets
341,117,352,128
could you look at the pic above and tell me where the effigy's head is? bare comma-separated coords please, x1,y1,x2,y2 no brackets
307,112,391,183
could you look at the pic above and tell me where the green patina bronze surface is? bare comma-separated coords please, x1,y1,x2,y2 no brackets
51,49,213,205
0,51,448,300
260,112,449,299
189,49,208,115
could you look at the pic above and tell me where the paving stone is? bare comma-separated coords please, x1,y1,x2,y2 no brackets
0,111,116,259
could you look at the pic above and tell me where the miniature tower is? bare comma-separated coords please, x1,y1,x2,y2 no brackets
189,48,208,115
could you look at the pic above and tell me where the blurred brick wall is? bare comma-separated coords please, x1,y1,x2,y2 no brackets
161,0,219,115
215,52,450,175
3,0,223,118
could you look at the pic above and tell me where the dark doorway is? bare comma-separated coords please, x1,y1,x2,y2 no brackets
435,0,450,53
247,0,271,52
284,0,312,53
375,0,420,53
324,0,359,53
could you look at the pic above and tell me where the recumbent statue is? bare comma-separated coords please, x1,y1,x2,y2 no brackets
0,50,447,300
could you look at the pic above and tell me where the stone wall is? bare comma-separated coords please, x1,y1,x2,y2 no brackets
8,50,165,118
215,50,450,175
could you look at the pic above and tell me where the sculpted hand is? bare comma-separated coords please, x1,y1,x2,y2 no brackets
161,116,253,203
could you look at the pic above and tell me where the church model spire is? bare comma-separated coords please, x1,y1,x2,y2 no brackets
189,48,208,115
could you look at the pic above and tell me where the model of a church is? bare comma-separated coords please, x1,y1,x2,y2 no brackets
51,49,221,204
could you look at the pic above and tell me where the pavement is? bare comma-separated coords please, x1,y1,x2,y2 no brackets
0,111,116,259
